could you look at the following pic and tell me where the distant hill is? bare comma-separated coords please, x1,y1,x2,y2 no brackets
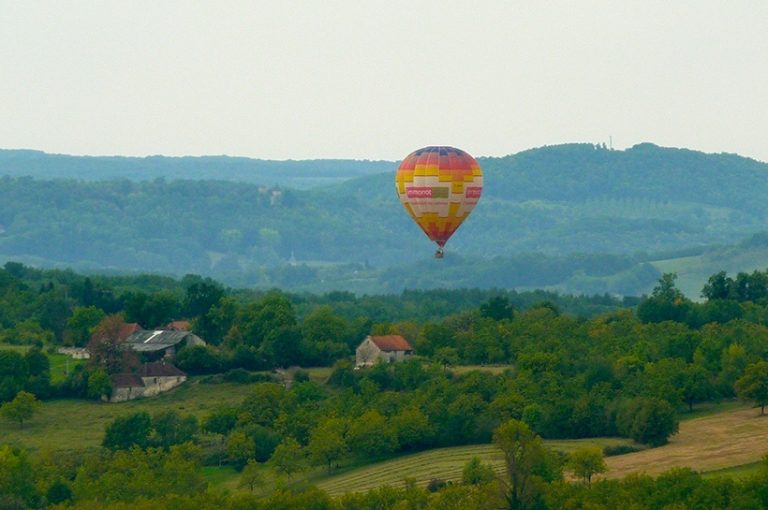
1,143,768,295
0,149,392,189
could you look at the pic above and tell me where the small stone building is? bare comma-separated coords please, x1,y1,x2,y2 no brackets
56,347,90,359
355,335,414,368
108,362,187,402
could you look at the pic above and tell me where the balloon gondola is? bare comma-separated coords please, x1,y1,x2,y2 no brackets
395,146,483,258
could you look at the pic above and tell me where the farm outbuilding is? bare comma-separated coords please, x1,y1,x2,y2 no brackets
108,362,187,402
123,330,205,361
355,335,414,368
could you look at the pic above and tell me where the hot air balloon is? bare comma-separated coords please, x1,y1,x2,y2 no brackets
395,146,483,258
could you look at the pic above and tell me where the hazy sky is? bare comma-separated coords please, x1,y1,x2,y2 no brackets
1,1,767,161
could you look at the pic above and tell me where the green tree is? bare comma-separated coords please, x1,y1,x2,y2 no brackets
0,390,40,429
735,361,768,415
300,305,350,365
202,406,238,466
239,382,286,427
566,447,606,485
622,398,679,446
462,456,496,485
226,430,255,470
86,368,113,400
237,459,265,492
701,271,732,301
308,417,348,473
183,277,225,318
152,410,198,449
493,419,560,510
681,364,714,412
0,350,28,402
637,273,691,324
46,479,73,505
347,409,398,458
64,305,106,346
103,411,152,450
269,437,304,478
480,296,514,321
391,406,433,451
0,445,37,507
23,346,51,398
434,347,460,372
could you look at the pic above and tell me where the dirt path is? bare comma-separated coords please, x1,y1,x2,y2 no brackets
605,407,768,478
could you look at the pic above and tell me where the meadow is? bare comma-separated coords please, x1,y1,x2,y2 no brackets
0,377,256,451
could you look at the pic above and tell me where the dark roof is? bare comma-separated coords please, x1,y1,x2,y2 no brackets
139,362,186,378
124,330,197,352
369,335,413,352
111,373,145,388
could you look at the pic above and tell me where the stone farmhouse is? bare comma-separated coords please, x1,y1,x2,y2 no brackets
108,362,187,402
355,335,414,368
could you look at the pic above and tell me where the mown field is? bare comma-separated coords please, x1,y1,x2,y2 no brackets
313,438,637,496
604,405,768,478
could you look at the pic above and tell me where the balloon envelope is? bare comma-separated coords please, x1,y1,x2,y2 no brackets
395,146,483,253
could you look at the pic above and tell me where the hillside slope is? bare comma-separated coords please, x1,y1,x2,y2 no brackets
2,143,768,294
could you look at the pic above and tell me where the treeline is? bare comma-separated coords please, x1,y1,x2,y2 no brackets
0,149,392,187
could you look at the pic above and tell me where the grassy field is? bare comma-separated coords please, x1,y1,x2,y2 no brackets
450,364,514,375
0,342,31,352
0,377,257,451
702,461,764,479
650,246,768,299
604,405,768,478
47,352,86,384
314,438,637,496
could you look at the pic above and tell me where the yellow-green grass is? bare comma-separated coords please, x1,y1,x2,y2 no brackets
678,400,746,421
450,365,514,375
201,465,243,491
315,438,637,496
702,461,763,479
604,406,768,479
0,343,31,352
47,352,85,384
0,378,257,452
306,366,334,383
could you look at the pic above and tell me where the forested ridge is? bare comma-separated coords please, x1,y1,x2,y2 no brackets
2,143,768,294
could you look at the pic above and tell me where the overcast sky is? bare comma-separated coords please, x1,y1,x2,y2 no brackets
1,1,767,161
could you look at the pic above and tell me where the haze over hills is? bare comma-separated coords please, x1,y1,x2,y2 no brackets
1,143,768,296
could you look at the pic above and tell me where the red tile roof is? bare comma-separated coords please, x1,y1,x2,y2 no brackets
369,335,413,352
118,323,142,341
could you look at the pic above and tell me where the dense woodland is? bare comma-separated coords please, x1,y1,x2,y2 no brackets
3,144,768,294
3,263,768,508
